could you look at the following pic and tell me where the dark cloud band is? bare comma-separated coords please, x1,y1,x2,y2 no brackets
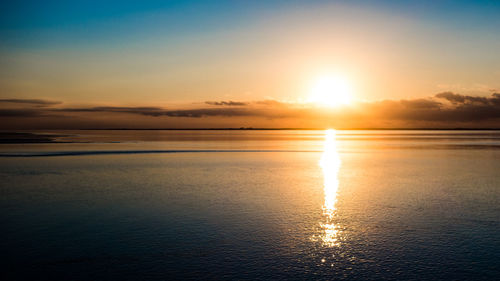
1,93,500,128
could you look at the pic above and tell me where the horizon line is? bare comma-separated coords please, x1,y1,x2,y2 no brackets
6,127,500,131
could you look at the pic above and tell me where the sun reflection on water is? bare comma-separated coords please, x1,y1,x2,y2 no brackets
313,129,342,247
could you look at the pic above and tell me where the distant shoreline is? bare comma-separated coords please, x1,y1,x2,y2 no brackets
3,128,500,131
75,128,500,130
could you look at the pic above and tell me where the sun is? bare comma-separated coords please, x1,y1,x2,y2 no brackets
308,75,352,107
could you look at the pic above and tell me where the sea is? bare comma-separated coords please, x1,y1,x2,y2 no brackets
0,130,499,280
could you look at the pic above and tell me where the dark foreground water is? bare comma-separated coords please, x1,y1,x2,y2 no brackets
0,130,499,280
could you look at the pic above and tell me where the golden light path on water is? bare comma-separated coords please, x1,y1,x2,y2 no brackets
314,129,342,247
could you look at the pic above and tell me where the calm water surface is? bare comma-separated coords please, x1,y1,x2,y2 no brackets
1,130,499,280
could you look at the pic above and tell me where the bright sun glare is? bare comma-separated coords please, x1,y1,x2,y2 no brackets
308,75,352,107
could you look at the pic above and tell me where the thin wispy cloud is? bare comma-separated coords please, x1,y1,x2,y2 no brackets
205,101,248,106
0,99,61,106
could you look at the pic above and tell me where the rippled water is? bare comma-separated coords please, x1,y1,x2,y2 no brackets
1,130,499,280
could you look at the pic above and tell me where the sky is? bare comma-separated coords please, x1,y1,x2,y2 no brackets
1,0,500,129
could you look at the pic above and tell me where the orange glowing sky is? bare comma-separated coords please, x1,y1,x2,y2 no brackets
1,1,500,128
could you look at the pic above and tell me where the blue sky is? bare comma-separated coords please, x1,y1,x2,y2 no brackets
1,0,499,48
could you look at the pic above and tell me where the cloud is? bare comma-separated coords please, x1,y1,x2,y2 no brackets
370,92,500,123
0,109,45,117
54,106,166,116
150,108,256,117
53,106,259,117
255,100,288,106
435,92,492,105
0,98,61,106
205,101,248,106
400,98,442,109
